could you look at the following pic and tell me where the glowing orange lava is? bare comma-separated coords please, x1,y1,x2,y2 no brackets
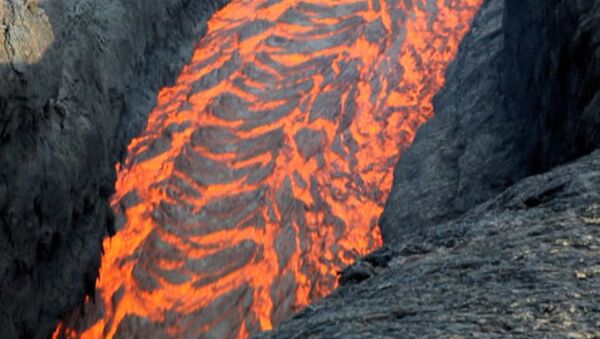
54,0,481,337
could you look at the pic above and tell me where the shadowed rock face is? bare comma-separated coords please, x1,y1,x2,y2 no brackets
257,0,600,336
0,0,227,337
379,0,600,243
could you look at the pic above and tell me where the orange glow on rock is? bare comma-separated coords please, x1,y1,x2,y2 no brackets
54,0,481,337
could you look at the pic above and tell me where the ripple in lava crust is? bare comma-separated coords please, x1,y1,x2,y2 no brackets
54,0,481,338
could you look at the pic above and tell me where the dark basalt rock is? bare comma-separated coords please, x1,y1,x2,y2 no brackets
0,0,228,337
258,0,600,336
380,0,600,243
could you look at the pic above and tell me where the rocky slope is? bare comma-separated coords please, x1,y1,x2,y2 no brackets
260,149,600,338
259,0,600,336
0,0,227,337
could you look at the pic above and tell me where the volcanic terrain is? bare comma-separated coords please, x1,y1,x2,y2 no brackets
0,0,599,338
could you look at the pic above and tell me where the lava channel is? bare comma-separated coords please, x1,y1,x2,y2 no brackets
54,0,481,337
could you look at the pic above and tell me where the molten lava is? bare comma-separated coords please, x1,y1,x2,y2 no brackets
55,0,481,337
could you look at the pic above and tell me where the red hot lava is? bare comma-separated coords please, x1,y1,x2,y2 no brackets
55,0,481,337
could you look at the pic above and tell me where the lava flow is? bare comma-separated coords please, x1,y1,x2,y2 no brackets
55,0,481,337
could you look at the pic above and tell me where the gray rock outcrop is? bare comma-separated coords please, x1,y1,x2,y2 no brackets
0,0,227,337
380,0,600,243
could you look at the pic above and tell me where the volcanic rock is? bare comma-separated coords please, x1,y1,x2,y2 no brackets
259,150,600,337
379,0,600,243
0,0,227,337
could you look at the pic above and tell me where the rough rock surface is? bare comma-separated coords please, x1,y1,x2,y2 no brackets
379,0,600,242
259,0,600,336
259,150,600,338
0,0,227,337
